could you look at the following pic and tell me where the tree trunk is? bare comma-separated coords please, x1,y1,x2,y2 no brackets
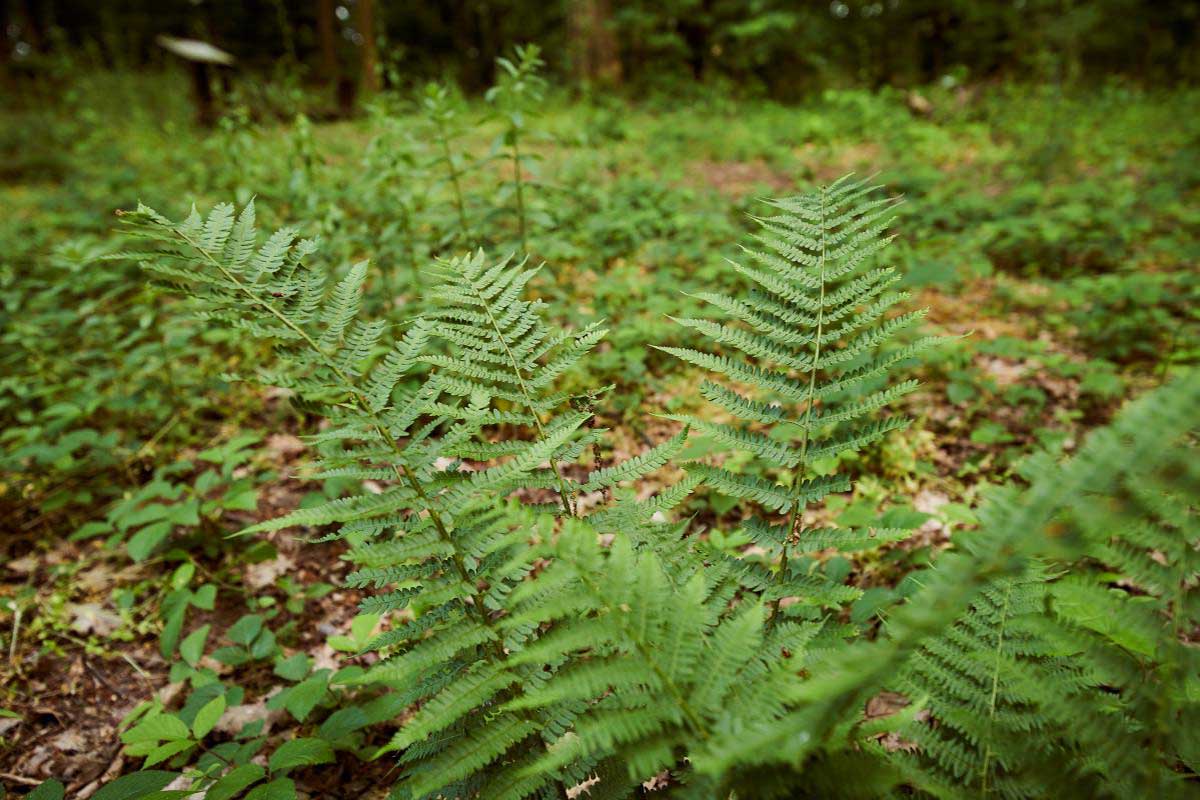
357,0,380,94
316,0,337,82
568,0,622,85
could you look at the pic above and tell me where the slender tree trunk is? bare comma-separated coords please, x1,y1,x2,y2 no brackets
190,63,217,127
357,0,380,94
568,0,622,85
316,0,337,81
17,0,43,50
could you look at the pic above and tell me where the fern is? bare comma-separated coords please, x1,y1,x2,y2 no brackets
890,572,1083,799
120,201,707,798
893,372,1200,798
675,372,1200,796
420,249,605,515
504,522,815,795
662,175,937,616
419,248,699,536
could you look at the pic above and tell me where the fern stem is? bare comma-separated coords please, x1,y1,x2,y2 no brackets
780,185,829,595
436,118,470,242
980,580,1012,797
463,266,577,517
512,133,527,252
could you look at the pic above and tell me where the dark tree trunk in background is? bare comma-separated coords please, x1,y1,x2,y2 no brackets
450,2,491,92
921,9,947,82
568,0,622,85
190,62,217,126
316,0,337,82
357,0,380,94
678,2,712,82
17,0,44,50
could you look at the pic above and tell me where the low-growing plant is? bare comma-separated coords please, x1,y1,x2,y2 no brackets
486,44,548,253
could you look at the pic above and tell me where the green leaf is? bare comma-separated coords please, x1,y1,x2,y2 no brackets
91,772,179,800
126,520,173,561
249,626,278,660
121,713,190,745
244,778,297,800
192,695,226,739
144,738,195,766
350,612,380,642
191,584,217,610
222,487,259,511
227,614,263,645
210,646,251,666
268,738,335,772
273,652,311,681
179,624,210,667
73,520,112,540
207,764,267,800
27,780,66,800
170,563,195,591
159,600,187,659
274,674,328,722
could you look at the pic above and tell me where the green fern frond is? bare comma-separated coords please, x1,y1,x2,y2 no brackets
663,175,936,619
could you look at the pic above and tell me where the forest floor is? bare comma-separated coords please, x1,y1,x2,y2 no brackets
1,78,1195,795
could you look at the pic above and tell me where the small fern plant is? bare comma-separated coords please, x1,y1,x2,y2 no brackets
661,174,941,617
117,199,701,797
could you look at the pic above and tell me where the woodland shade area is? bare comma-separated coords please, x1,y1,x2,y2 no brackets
1,1,1199,799
5,0,1199,95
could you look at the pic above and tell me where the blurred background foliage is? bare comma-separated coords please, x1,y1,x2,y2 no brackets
4,0,1198,97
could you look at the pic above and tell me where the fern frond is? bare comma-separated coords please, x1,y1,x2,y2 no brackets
663,177,936,618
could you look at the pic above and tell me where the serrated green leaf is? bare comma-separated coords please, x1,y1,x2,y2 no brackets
206,764,267,800
268,738,334,772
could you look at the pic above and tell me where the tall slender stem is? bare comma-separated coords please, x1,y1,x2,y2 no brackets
512,133,527,252
782,186,828,571
436,119,470,242
464,269,576,516
980,581,1013,797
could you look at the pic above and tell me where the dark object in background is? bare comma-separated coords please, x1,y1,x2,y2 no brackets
156,35,234,126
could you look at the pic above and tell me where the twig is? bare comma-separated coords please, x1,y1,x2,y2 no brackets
0,772,41,786
83,658,121,695
120,652,152,685
8,604,22,673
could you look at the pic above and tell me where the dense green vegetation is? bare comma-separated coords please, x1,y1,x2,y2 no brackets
2,4,1199,798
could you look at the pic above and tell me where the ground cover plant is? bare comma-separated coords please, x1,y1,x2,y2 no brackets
2,5,1199,799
